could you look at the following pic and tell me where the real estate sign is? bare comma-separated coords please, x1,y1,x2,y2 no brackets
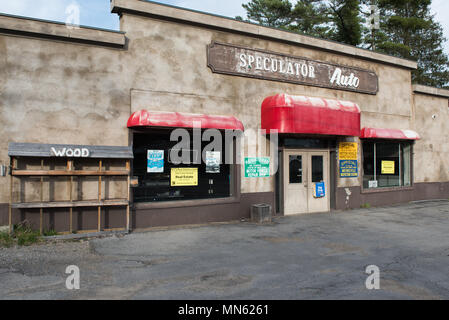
171,168,198,186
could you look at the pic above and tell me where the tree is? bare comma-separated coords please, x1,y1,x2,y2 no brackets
238,0,449,87
327,0,363,46
238,0,363,45
237,0,329,38
289,0,329,37
237,0,294,30
372,0,449,87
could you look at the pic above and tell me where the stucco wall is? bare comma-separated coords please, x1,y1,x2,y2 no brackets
0,11,427,206
413,93,449,183
120,14,414,192
0,35,130,204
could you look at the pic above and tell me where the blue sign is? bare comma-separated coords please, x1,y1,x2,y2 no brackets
315,182,325,198
147,150,164,173
340,160,358,178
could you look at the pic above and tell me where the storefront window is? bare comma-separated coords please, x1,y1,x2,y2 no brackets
289,156,303,184
132,130,234,203
363,141,412,189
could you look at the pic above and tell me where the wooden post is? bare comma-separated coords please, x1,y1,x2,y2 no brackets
98,160,102,232
9,157,14,234
68,160,73,233
39,159,44,235
126,160,130,232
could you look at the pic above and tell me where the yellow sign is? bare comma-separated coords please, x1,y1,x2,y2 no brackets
381,161,395,175
339,142,358,160
171,168,198,186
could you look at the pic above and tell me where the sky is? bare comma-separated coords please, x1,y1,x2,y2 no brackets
0,0,448,54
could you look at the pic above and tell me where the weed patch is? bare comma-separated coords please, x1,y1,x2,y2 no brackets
0,231,13,248
0,221,42,247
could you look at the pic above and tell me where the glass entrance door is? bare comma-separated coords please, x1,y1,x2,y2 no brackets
283,150,330,215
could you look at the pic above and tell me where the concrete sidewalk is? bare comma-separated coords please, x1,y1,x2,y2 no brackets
1,200,448,300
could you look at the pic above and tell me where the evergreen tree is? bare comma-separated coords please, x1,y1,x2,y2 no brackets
237,0,294,30
372,0,449,87
289,0,329,37
237,0,329,37
238,0,363,45
238,0,449,87
327,0,363,46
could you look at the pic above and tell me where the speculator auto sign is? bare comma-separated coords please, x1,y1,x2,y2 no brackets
207,42,378,95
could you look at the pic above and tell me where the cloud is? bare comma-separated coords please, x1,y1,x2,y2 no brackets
431,0,449,54
0,0,119,30
0,0,72,21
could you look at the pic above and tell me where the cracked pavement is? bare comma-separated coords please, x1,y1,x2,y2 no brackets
1,200,449,300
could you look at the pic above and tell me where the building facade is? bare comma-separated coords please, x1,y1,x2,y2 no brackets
0,0,448,233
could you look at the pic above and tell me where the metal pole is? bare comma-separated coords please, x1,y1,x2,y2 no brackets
399,144,402,187
126,160,130,233
9,157,14,234
374,143,377,182
40,159,44,235
98,160,102,232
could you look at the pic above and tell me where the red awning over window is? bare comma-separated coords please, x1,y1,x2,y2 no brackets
361,128,420,140
261,94,361,137
127,110,244,131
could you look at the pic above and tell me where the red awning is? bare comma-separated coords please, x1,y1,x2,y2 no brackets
361,128,420,140
261,94,361,136
127,110,244,131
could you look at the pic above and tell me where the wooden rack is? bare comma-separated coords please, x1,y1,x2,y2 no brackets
8,143,133,235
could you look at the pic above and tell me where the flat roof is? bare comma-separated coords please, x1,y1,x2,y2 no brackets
413,85,449,98
0,12,126,48
111,0,418,70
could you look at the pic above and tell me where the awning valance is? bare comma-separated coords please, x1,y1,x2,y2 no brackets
361,128,420,140
127,110,244,131
261,94,361,136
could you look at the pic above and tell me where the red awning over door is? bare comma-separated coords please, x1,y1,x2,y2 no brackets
261,94,361,137
361,128,420,140
127,110,244,131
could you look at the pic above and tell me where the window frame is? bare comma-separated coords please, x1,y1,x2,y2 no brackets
129,128,241,209
360,139,415,194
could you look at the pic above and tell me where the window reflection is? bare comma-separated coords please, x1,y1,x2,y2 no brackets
312,156,324,182
289,156,302,184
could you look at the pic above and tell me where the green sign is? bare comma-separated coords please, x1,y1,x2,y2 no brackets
245,157,270,178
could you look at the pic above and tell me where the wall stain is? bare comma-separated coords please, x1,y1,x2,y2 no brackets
0,38,6,92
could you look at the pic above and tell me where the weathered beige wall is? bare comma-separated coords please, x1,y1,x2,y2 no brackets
120,14,414,192
0,12,422,204
0,35,130,204
413,93,449,183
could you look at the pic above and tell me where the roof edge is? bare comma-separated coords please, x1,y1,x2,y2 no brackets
0,12,126,48
413,84,449,99
111,0,417,70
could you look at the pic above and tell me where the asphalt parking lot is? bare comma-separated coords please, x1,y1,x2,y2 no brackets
1,200,449,300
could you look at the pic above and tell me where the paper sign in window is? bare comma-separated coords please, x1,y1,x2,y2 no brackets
147,150,164,173
171,168,198,186
381,161,395,175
